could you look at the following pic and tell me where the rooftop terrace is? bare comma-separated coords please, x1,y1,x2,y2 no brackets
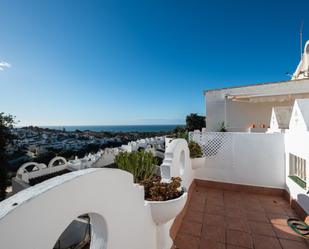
1,98,309,249
174,184,309,249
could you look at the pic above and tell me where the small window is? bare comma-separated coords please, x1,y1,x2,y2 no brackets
289,153,307,189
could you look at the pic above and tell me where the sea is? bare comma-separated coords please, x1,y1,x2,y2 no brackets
42,124,184,133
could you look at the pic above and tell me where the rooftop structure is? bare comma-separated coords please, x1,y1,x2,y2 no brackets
268,106,293,133
293,41,309,80
204,41,309,132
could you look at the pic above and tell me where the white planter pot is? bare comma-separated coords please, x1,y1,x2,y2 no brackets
191,157,205,170
146,190,187,249
146,190,187,225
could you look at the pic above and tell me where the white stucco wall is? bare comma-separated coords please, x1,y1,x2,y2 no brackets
205,79,309,131
285,128,309,214
0,139,193,249
204,93,226,131
289,99,309,132
161,139,194,190
227,100,292,131
193,133,285,189
0,169,157,249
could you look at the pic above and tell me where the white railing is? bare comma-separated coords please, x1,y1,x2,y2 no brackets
16,157,68,183
189,130,285,188
189,130,233,161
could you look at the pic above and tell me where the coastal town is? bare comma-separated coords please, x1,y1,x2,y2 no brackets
6,126,172,171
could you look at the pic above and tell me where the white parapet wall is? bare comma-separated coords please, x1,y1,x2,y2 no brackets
16,157,68,183
0,169,157,249
161,139,194,190
285,136,309,214
190,131,285,189
284,99,309,213
0,138,192,249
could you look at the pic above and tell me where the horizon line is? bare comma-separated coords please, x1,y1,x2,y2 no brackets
15,123,186,128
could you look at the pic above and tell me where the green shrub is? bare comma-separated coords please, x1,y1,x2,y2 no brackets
171,126,189,140
177,130,188,140
188,141,203,158
115,150,156,183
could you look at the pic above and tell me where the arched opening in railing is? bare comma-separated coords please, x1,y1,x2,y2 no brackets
16,162,47,182
53,212,108,249
48,156,67,168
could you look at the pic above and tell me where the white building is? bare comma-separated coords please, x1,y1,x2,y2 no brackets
205,41,309,132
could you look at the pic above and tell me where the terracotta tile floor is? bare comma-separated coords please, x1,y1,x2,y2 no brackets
174,186,309,249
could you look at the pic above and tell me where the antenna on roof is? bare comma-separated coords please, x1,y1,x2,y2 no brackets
285,72,293,77
300,20,304,59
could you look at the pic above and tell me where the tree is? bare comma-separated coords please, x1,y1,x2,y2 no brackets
186,113,206,131
172,126,188,140
0,113,15,200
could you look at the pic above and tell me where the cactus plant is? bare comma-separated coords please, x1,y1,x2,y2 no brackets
115,150,184,201
115,150,156,183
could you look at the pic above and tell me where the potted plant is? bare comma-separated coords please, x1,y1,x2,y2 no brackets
115,150,156,183
115,150,187,249
142,176,187,249
188,141,205,169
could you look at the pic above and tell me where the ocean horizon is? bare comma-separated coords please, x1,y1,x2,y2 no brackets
39,124,184,132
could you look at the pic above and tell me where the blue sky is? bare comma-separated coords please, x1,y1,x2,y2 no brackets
0,0,308,126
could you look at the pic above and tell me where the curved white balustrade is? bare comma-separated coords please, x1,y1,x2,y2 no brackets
48,156,67,168
160,139,194,189
0,139,193,249
16,162,48,183
0,169,157,249
16,157,68,184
